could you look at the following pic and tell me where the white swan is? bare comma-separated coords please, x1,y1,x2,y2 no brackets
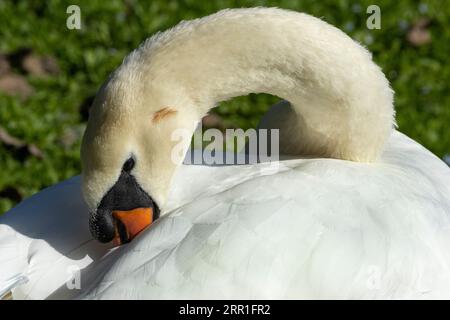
1,7,450,299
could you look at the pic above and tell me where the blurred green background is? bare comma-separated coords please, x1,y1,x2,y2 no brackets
0,0,449,214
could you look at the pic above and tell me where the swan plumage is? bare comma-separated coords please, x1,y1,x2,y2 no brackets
81,133,450,299
1,8,450,299
2,132,450,299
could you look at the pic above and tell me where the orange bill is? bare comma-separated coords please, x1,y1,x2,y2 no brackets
112,207,153,246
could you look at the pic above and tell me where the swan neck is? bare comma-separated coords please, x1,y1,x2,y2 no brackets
133,9,394,161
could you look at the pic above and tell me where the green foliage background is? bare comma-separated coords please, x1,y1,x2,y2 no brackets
0,0,449,213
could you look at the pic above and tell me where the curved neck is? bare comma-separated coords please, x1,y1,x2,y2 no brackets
131,8,394,162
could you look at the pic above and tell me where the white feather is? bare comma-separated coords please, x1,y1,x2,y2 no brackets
1,131,450,299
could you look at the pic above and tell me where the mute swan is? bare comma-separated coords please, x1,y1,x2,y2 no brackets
1,7,450,299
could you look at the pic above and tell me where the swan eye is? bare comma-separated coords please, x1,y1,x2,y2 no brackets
122,157,135,173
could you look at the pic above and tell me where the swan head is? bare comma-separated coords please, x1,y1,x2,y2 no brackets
81,62,199,244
